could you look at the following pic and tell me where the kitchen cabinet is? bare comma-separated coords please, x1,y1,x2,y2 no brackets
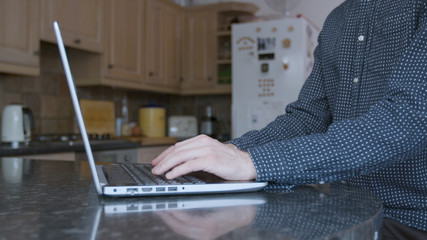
71,1,257,95
71,0,148,90
73,0,181,93
145,0,183,90
181,10,216,93
163,5,184,89
103,0,145,83
181,3,258,95
215,4,258,86
40,0,104,53
138,146,170,164
17,152,76,161
0,0,40,76
145,0,163,86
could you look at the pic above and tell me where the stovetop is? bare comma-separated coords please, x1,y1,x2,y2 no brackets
0,133,140,157
32,133,115,142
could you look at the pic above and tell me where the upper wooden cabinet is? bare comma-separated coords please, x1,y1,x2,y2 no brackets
71,1,258,95
181,10,216,93
103,0,145,83
163,5,183,89
0,0,40,76
40,0,103,53
145,0,164,86
73,0,182,94
181,3,258,95
145,0,183,90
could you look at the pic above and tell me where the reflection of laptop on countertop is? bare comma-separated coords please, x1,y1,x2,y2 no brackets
53,21,268,197
102,193,267,213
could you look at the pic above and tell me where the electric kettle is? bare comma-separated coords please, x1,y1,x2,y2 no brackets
1,104,34,147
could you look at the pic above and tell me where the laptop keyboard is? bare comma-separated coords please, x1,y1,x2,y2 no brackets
120,164,206,185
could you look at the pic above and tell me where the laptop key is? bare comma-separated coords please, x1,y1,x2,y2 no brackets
183,176,206,184
134,164,171,185
122,163,206,186
121,164,156,185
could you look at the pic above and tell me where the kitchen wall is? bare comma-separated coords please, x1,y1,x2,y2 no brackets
0,42,231,139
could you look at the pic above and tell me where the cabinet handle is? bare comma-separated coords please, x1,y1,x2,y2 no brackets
33,50,41,56
149,72,154,77
108,64,114,69
74,39,81,44
179,77,183,82
208,76,212,81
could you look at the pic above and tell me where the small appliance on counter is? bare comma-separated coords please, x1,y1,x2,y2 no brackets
168,116,198,140
1,104,34,148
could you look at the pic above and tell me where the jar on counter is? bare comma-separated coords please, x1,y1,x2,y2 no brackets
138,102,166,137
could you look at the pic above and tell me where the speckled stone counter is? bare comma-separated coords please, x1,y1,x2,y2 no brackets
0,159,383,240
0,140,140,156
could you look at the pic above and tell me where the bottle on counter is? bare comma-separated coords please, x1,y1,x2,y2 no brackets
121,95,129,124
120,95,131,137
200,105,218,139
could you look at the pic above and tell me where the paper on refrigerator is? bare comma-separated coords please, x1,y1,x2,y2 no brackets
247,100,285,130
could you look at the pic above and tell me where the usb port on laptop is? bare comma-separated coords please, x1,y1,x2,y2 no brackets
168,187,178,192
156,187,165,192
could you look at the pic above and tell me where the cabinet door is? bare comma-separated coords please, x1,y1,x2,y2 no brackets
104,0,145,82
40,0,103,53
163,5,183,88
145,0,164,86
183,11,215,89
0,0,39,76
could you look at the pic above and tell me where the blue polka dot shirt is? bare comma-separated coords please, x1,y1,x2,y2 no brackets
229,0,427,231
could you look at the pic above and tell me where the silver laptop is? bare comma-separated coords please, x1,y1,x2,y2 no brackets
53,21,267,197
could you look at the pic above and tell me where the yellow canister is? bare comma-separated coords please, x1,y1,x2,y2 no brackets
138,103,166,137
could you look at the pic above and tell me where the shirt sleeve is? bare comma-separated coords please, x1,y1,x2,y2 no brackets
236,7,427,185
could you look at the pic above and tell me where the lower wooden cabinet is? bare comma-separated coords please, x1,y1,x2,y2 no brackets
16,152,76,161
138,146,169,164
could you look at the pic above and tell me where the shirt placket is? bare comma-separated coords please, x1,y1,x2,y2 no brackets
351,0,374,116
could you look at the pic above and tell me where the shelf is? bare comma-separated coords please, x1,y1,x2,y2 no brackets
217,59,231,64
218,76,231,85
217,31,231,36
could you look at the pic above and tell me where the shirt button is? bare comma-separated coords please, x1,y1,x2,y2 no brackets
358,35,365,42
353,77,359,83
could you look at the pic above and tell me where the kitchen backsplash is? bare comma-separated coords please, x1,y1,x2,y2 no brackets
0,42,231,139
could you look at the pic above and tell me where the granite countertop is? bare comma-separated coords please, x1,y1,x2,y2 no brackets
0,159,383,240
0,140,141,156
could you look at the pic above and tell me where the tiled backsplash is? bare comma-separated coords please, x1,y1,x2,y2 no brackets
0,42,231,138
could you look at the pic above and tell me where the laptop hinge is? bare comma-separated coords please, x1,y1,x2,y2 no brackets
96,165,108,187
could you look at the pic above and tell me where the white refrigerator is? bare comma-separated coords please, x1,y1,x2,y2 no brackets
231,18,319,138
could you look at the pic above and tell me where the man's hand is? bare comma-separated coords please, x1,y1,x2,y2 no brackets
151,134,257,180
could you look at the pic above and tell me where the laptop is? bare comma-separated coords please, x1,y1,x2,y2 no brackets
53,21,268,197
